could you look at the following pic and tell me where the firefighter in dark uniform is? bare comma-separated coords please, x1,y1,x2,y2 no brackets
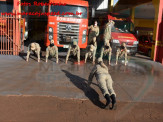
26,42,41,62
88,58,117,110
66,41,80,65
45,40,59,63
85,44,96,64
116,42,128,65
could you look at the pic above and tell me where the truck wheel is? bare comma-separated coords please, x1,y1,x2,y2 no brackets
148,50,151,57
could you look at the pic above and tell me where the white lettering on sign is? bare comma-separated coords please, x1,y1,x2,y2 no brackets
63,45,69,48
56,17,81,23
82,25,87,27
49,22,55,25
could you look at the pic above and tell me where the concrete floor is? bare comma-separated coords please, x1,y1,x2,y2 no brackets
0,53,163,121
0,53,162,104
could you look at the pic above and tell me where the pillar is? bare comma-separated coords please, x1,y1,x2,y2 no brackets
152,0,163,64
130,7,135,23
109,0,114,13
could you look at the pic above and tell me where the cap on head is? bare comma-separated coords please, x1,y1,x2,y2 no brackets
97,57,103,63
73,41,77,46
31,43,36,50
122,42,126,46
51,40,54,44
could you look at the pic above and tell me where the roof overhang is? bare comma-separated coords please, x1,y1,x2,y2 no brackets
114,0,152,12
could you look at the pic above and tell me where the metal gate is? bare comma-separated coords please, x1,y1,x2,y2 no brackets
0,11,24,55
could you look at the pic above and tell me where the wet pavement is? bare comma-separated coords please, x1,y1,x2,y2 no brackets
0,53,163,104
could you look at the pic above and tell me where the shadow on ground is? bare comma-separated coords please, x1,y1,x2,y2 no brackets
62,70,105,109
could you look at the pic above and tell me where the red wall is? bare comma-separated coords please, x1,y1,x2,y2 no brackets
154,0,163,64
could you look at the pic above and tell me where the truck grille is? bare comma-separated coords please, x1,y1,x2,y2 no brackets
125,42,133,46
57,22,79,45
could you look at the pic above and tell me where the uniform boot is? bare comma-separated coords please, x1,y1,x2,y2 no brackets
110,94,117,110
104,94,111,109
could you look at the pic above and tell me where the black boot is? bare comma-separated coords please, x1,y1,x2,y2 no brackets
104,94,111,109
110,94,117,110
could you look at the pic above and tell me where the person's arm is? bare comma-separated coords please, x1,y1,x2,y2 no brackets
108,47,112,64
77,46,80,64
45,47,49,63
88,25,92,29
37,46,41,62
100,47,104,58
124,45,127,52
85,52,88,63
26,44,31,62
88,66,97,85
66,46,71,64
104,25,108,35
95,27,99,36
55,46,59,63
92,48,96,64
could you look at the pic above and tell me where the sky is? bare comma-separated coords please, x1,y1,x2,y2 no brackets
113,0,119,6
97,0,119,10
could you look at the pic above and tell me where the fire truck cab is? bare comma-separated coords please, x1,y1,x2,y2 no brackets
106,13,139,55
45,0,89,49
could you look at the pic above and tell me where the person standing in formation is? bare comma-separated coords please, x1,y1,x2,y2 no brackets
103,19,115,45
88,21,99,48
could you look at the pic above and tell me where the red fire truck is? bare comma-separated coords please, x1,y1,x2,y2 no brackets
99,13,139,55
138,35,154,57
45,0,89,49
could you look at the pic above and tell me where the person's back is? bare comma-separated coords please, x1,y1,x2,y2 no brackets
88,58,117,110
95,64,108,76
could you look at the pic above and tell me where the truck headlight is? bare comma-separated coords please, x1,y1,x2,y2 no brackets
133,41,139,44
49,35,53,40
112,39,120,43
24,31,28,39
49,27,53,40
82,30,87,43
49,27,53,33
83,30,87,35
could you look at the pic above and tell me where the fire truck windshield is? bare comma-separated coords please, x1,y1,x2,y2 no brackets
50,5,87,19
0,2,13,13
112,20,135,34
